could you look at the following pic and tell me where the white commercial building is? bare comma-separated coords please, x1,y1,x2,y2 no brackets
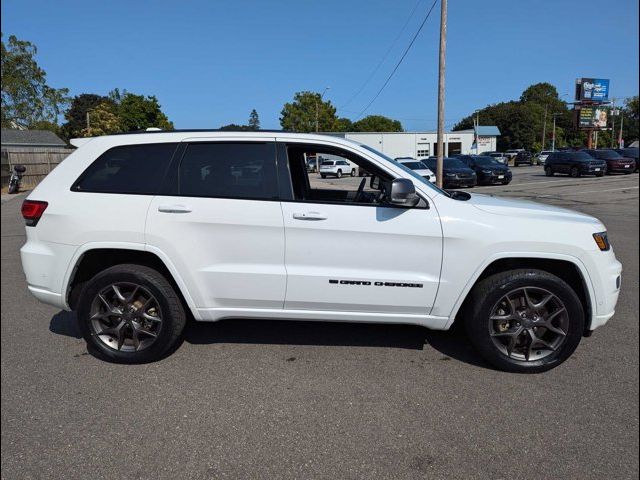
330,126,500,160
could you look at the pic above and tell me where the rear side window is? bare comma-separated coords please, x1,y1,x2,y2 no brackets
73,143,177,194
179,142,278,199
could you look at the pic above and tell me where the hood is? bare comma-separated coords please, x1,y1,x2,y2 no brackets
446,167,475,175
469,194,603,227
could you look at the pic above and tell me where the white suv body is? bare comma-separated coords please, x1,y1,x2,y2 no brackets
319,158,356,178
20,131,622,371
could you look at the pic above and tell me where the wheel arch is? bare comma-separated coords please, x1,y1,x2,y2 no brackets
64,245,199,319
447,255,595,335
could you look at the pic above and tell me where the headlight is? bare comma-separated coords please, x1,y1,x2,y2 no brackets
482,169,492,174
593,232,611,251
445,173,456,177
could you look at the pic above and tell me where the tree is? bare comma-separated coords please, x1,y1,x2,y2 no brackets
280,91,337,132
352,115,403,132
62,93,114,138
1,33,69,128
79,102,122,137
219,123,253,131
334,117,354,132
248,109,260,130
114,91,173,131
620,96,639,145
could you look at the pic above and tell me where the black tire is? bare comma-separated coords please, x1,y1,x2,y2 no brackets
350,169,356,177
320,174,327,179
336,169,342,178
545,166,554,177
595,172,604,177
463,269,584,373
77,264,186,363
570,166,580,178
8,183,18,194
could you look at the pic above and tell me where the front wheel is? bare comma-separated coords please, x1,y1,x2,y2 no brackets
463,269,584,373
77,264,186,363
8,182,18,194
545,167,554,177
570,166,580,178
350,169,356,177
320,174,327,179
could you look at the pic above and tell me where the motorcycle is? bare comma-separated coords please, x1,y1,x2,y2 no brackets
8,165,26,194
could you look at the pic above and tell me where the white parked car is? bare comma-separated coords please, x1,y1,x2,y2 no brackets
20,131,622,372
536,151,554,165
394,157,436,183
319,159,356,178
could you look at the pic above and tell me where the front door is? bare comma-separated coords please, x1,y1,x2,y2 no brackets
278,141,443,315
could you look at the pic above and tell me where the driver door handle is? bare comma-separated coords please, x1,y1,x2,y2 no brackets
158,204,192,214
292,212,327,221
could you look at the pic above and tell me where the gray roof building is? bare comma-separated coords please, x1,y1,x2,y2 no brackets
1,129,67,149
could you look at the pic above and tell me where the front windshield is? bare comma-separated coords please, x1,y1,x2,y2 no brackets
402,161,428,170
425,158,467,169
593,150,622,159
359,144,448,195
473,156,501,166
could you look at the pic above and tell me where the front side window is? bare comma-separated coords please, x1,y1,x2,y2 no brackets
179,142,278,199
73,143,178,194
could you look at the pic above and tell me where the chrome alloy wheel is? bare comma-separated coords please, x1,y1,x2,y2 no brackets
489,287,569,362
89,283,163,352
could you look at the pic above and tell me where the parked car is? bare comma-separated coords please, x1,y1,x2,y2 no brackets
613,147,639,172
395,157,436,183
306,156,318,172
536,151,554,166
424,157,477,188
486,152,509,164
20,131,622,372
319,159,356,178
544,151,606,177
504,149,525,163
583,149,635,174
513,151,533,166
457,155,512,185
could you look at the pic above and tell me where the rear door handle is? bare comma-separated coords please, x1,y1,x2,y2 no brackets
158,204,192,214
292,211,327,221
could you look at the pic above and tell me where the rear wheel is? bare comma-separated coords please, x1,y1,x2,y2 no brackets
545,166,554,177
8,183,17,194
463,269,584,373
336,169,342,178
77,264,186,363
320,174,327,179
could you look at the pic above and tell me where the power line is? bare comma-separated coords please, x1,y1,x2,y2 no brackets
355,0,439,119
339,0,424,111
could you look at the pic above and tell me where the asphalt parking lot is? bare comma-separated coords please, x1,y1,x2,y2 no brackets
2,166,638,480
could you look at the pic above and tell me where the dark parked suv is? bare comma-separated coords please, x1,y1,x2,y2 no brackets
614,147,639,172
583,149,635,174
544,151,606,177
457,155,512,185
514,151,533,166
424,157,477,188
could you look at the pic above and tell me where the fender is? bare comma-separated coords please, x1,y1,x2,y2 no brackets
444,251,597,329
61,241,201,320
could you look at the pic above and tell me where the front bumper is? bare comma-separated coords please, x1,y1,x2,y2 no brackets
584,250,622,331
478,172,512,184
444,177,477,188
607,162,635,172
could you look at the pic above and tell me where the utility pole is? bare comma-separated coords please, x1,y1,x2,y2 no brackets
618,114,624,148
551,113,562,151
435,0,447,188
315,87,330,133
610,98,616,148
541,104,548,151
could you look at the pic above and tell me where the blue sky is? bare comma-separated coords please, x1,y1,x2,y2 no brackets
2,0,638,131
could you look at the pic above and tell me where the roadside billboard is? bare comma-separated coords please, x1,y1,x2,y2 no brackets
575,78,610,102
577,106,608,129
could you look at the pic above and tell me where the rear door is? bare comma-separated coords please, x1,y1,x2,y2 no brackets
145,139,286,315
277,140,443,315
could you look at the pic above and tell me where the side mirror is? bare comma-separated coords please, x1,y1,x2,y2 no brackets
389,178,420,207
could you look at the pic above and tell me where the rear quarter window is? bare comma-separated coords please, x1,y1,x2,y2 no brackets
72,143,178,194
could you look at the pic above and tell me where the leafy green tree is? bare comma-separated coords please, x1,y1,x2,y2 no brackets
62,93,114,138
352,115,403,132
114,91,173,131
219,123,253,131
1,33,69,128
80,102,122,137
280,91,337,132
333,117,354,132
620,96,639,145
248,109,260,130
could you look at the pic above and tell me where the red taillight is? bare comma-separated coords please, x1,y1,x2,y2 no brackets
21,200,48,226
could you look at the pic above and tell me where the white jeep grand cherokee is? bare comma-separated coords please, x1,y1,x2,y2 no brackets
20,131,622,372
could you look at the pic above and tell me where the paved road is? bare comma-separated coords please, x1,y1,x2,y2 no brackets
2,168,638,479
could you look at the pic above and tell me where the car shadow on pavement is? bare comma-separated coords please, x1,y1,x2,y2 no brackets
48,312,492,369
49,310,82,339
